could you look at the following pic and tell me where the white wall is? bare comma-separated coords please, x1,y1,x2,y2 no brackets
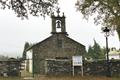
29,59,33,73
26,50,33,73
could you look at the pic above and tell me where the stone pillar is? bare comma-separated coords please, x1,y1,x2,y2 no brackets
61,17,66,33
51,15,56,33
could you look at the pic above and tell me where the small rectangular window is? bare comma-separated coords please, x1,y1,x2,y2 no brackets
58,39,63,48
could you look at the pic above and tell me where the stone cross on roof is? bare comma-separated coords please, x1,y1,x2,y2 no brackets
57,8,60,16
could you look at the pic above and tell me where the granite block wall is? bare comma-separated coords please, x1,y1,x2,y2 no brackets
45,59,120,76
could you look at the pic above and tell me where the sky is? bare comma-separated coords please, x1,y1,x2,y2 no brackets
0,0,119,58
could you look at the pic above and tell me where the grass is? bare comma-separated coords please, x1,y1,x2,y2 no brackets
0,76,119,80
0,77,21,80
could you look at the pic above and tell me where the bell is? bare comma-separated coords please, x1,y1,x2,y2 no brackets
56,20,61,28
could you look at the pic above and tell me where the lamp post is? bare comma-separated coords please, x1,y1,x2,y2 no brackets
102,27,111,77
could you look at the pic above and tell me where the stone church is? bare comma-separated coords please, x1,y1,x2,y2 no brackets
24,10,86,75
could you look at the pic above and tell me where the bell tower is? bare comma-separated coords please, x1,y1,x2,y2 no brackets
51,9,67,35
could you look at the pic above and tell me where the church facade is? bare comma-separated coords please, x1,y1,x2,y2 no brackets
24,10,86,74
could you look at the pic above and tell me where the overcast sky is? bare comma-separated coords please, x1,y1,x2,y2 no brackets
0,0,119,57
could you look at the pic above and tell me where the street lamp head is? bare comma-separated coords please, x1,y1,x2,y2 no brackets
103,27,110,32
101,27,111,37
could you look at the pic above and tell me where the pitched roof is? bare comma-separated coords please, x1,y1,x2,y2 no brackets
66,36,85,47
109,50,120,55
26,34,85,51
26,36,52,51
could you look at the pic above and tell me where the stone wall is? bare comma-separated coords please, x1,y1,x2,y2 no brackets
45,59,72,75
83,60,120,76
0,60,21,77
45,59,120,76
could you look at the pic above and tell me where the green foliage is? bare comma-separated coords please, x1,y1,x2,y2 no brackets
0,55,9,61
0,0,58,19
75,0,120,39
22,42,29,59
86,40,105,60
24,42,30,50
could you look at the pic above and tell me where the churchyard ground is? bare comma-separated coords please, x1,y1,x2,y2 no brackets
0,76,119,80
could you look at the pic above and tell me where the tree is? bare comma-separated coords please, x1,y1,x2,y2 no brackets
86,45,94,59
87,40,105,60
75,0,120,39
0,0,58,19
22,42,30,59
